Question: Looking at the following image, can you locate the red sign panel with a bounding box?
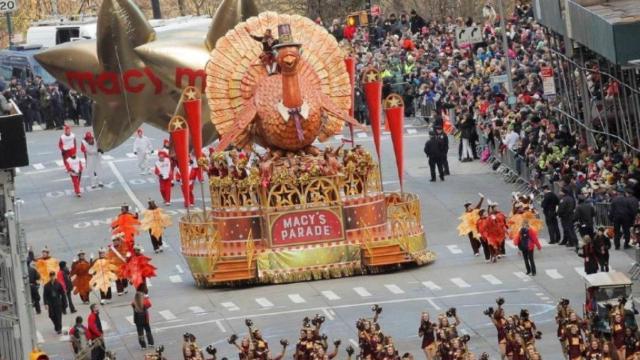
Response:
[271,208,344,246]
[540,67,553,77]
[371,5,381,17]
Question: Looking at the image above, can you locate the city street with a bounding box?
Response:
[18,124,636,359]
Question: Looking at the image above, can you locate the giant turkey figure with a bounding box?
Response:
[206,13,364,152]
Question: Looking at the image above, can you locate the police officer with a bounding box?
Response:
[424,130,445,182]
[28,261,41,314]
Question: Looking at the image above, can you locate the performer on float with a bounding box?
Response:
[80,131,103,189]
[122,245,157,294]
[111,204,140,252]
[89,247,117,305]
[133,128,154,175]
[107,235,130,296]
[154,151,173,205]
[457,194,484,256]
[245,27,279,75]
[140,200,172,253]
[35,247,59,285]
[484,201,508,263]
[69,250,92,304]
[64,149,83,197]
[58,125,76,161]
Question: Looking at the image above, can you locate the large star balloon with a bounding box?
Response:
[34,0,259,151]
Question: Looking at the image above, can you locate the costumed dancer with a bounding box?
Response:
[457,194,484,256]
[89,247,117,305]
[419,312,437,360]
[111,204,140,253]
[58,125,76,161]
[122,245,157,294]
[476,210,492,262]
[245,27,280,75]
[35,247,60,285]
[133,128,154,175]
[70,250,92,304]
[107,235,130,296]
[140,200,172,253]
[507,193,543,242]
[64,149,83,197]
[485,201,507,262]
[155,151,173,205]
[80,131,103,189]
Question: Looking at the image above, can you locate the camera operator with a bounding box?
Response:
[418,312,436,360]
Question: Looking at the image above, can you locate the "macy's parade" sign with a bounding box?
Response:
[270,208,345,246]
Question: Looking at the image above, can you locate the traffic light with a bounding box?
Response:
[347,14,358,26]
[30,348,49,360]
[346,11,369,27]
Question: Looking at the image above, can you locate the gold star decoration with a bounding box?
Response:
[34,0,258,151]
[383,94,404,109]
[183,86,200,102]
[169,116,189,132]
[363,68,380,83]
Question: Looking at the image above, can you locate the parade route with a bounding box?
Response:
[17,125,637,359]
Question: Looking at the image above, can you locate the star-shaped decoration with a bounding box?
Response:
[183,86,200,101]
[34,0,258,151]
[169,116,188,132]
[363,67,380,83]
[384,94,404,109]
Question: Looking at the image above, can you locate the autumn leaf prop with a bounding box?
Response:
[70,260,92,296]
[140,208,172,239]
[122,254,157,289]
[508,212,544,240]
[35,257,60,285]
[457,209,481,238]
[88,259,119,293]
[111,213,140,248]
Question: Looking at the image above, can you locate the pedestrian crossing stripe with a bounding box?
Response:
[450,278,471,288]
[189,306,205,314]
[255,297,274,308]
[126,315,134,325]
[384,284,405,294]
[169,275,183,283]
[481,274,503,285]
[126,153,137,158]
[545,269,564,279]
[513,271,531,282]
[422,281,442,291]
[159,310,176,320]
[221,302,240,311]
[33,163,45,170]
[446,245,463,254]
[288,294,306,304]
[356,132,368,138]
[321,290,341,300]
[102,155,115,160]
[55,160,64,167]
[353,287,372,297]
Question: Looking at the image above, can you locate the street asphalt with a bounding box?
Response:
[15,123,638,359]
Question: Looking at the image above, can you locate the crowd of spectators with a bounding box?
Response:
[0,75,93,132]
[326,1,640,209]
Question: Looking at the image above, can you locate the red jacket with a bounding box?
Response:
[87,312,103,340]
[513,228,542,251]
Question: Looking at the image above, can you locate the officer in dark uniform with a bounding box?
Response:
[28,261,41,314]
[424,130,444,182]
[43,271,65,334]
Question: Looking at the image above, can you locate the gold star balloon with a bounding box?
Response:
[34,0,259,151]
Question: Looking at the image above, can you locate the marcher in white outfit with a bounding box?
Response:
[81,131,103,188]
[133,129,153,174]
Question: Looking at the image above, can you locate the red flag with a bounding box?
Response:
[362,67,382,160]
[182,86,203,180]
[383,94,405,191]
[168,116,191,208]
[344,56,356,146]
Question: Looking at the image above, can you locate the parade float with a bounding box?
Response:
[175,12,435,286]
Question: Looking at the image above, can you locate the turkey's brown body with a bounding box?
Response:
[254,73,324,151]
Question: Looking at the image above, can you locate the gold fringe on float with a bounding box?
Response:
[258,261,363,284]
[409,249,437,265]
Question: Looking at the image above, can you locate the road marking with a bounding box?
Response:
[356,132,368,138]
[215,320,227,332]
[353,287,372,297]
[102,320,110,331]
[107,161,144,210]
[176,265,184,274]
[426,298,442,310]
[446,245,462,254]
[59,335,70,342]
[169,275,183,283]
[288,294,306,304]
[159,310,177,320]
[450,278,471,288]
[322,308,335,321]
[255,297,274,308]
[506,241,517,250]
[189,306,205,314]
[146,278,152,287]
[535,292,545,296]
[513,271,531,282]
[321,290,341,301]
[119,288,538,336]
[349,339,359,347]
[55,160,64,167]
[384,284,405,294]
[102,155,115,160]
[221,302,240,311]
[540,296,551,301]
[545,269,564,279]
[33,163,45,170]
[422,281,442,291]
[126,315,134,325]
[74,206,121,215]
[407,128,418,134]
[126,152,137,158]
[481,274,503,285]
[36,331,44,343]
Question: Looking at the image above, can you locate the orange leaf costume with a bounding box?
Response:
[122,254,157,289]
[106,244,128,278]
[35,256,60,285]
[70,259,92,297]
[457,209,481,237]
[508,211,544,240]
[111,212,140,252]
[484,212,507,249]
[88,259,119,293]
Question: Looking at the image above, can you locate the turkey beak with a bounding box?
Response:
[283,55,296,67]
